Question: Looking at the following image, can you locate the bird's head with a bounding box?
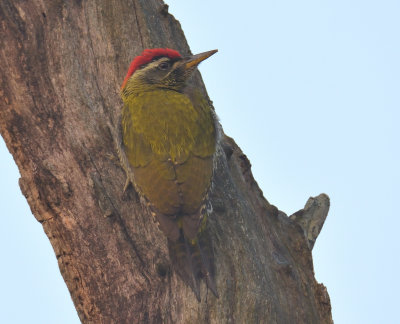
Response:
[121,48,217,97]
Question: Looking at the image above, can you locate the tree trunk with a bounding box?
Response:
[0,1,333,323]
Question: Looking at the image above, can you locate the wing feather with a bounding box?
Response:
[122,89,215,230]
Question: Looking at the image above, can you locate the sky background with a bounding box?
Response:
[1,0,399,323]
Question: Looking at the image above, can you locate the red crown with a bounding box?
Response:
[121,48,182,90]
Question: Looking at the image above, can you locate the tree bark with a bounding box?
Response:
[0,1,333,323]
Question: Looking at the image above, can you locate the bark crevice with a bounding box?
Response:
[0,1,333,323]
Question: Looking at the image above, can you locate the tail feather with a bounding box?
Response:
[168,229,218,301]
[183,235,201,301]
[197,237,219,298]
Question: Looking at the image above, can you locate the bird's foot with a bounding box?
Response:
[123,177,131,194]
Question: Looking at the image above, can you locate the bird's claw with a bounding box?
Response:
[123,177,131,194]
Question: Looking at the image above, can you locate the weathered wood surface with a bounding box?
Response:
[0,1,332,323]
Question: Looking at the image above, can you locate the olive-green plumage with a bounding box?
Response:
[120,49,218,300]
[122,89,215,238]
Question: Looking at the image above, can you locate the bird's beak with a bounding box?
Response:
[184,49,218,70]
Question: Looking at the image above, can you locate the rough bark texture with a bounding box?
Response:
[0,1,333,323]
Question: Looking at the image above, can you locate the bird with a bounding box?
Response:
[119,48,219,300]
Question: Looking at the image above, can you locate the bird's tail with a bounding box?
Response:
[168,229,218,301]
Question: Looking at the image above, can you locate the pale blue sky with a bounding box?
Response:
[1,1,399,323]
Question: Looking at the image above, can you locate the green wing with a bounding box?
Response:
[122,89,216,225]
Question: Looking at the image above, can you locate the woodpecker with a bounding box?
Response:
[120,48,218,300]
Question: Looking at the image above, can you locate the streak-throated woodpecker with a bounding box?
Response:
[120,48,218,300]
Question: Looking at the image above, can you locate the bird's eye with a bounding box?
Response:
[158,62,170,70]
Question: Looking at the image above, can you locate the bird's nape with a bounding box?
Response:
[119,48,219,300]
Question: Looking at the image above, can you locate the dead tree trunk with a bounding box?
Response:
[0,1,332,323]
